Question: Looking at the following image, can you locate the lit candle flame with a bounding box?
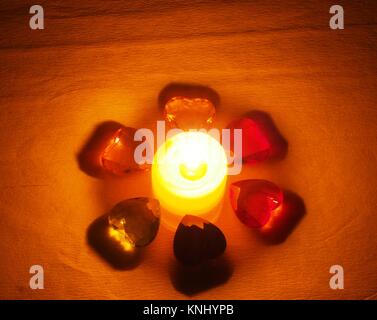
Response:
[152,131,228,228]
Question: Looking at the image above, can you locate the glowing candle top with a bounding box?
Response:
[152,131,228,224]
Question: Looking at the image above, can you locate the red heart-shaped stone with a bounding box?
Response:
[230,179,283,228]
[227,112,287,164]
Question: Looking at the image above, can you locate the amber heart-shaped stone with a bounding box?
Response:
[164,97,216,130]
[173,215,226,266]
[101,127,151,175]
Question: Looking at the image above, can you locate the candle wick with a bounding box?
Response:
[179,162,207,181]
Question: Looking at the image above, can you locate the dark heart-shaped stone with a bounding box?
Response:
[173,215,226,266]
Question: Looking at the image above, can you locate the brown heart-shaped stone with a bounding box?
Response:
[173,215,226,266]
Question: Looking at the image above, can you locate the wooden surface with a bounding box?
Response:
[1,0,377,299]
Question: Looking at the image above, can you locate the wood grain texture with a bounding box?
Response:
[0,0,376,299]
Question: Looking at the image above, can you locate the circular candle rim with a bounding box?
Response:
[152,131,228,199]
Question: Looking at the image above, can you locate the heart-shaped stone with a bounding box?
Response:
[108,197,160,247]
[164,97,216,130]
[173,215,226,266]
[101,127,151,175]
[226,111,287,164]
[229,179,283,228]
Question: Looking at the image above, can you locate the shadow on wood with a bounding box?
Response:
[169,255,233,296]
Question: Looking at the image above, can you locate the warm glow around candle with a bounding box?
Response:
[152,131,228,227]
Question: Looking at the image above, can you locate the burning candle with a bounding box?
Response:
[152,131,228,229]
